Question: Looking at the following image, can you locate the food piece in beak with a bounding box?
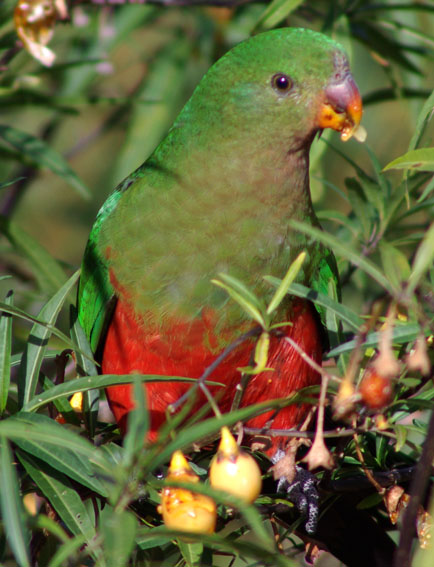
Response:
[318,73,366,142]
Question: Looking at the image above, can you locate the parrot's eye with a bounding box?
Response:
[271,73,293,94]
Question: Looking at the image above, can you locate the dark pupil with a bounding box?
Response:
[276,75,289,89]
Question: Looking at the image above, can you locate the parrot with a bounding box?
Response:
[78,27,363,455]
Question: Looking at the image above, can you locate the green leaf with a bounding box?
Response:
[0,413,109,495]
[17,450,97,541]
[254,0,304,30]
[212,276,265,327]
[407,222,434,294]
[0,215,67,293]
[408,89,434,152]
[0,124,90,199]
[18,270,80,408]
[417,175,434,203]
[214,273,264,312]
[178,540,203,567]
[32,513,69,544]
[47,535,87,567]
[379,241,411,288]
[137,529,291,566]
[122,377,150,468]
[0,291,13,414]
[383,148,434,172]
[290,220,392,292]
[101,509,137,567]
[0,177,25,189]
[266,251,306,315]
[23,373,199,413]
[264,279,363,331]
[328,323,420,357]
[394,425,408,453]
[0,438,30,567]
[0,300,88,355]
[69,306,99,436]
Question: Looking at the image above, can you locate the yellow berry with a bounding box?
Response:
[70,392,83,412]
[158,451,216,535]
[209,427,262,504]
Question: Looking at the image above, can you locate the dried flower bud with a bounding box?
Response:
[158,451,216,535]
[417,509,432,550]
[406,335,431,377]
[333,378,356,419]
[14,0,57,66]
[384,485,406,525]
[209,427,262,504]
[303,435,334,470]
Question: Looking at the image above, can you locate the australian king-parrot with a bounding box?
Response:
[78,27,363,456]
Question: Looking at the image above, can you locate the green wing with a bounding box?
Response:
[77,190,121,353]
[310,246,341,350]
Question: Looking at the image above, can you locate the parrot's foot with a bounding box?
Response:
[272,450,319,535]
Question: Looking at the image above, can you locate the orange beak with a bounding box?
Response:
[317,74,365,142]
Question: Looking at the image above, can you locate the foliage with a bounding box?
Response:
[0,1,433,566]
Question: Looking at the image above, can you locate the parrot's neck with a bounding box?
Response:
[151,124,317,230]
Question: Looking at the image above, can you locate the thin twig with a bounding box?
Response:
[168,327,260,412]
[352,424,385,495]
[283,336,339,383]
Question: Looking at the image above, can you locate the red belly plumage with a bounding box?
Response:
[102,297,322,454]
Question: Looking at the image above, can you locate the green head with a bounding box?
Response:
[170,27,363,157]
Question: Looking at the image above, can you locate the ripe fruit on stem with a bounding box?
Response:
[209,427,262,504]
[158,450,217,535]
[359,367,394,410]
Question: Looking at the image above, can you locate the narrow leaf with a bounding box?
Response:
[254,0,304,30]
[290,221,392,292]
[23,373,198,413]
[215,273,263,311]
[178,540,203,567]
[101,509,137,567]
[0,438,30,567]
[123,377,150,468]
[266,251,306,315]
[264,279,363,331]
[0,413,110,488]
[70,306,99,436]
[407,222,434,294]
[0,124,90,198]
[17,450,97,541]
[47,535,87,567]
[0,216,67,293]
[0,301,84,352]
[18,270,80,408]
[212,279,265,327]
[383,148,434,172]
[408,89,434,152]
[328,324,420,357]
[0,291,13,413]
